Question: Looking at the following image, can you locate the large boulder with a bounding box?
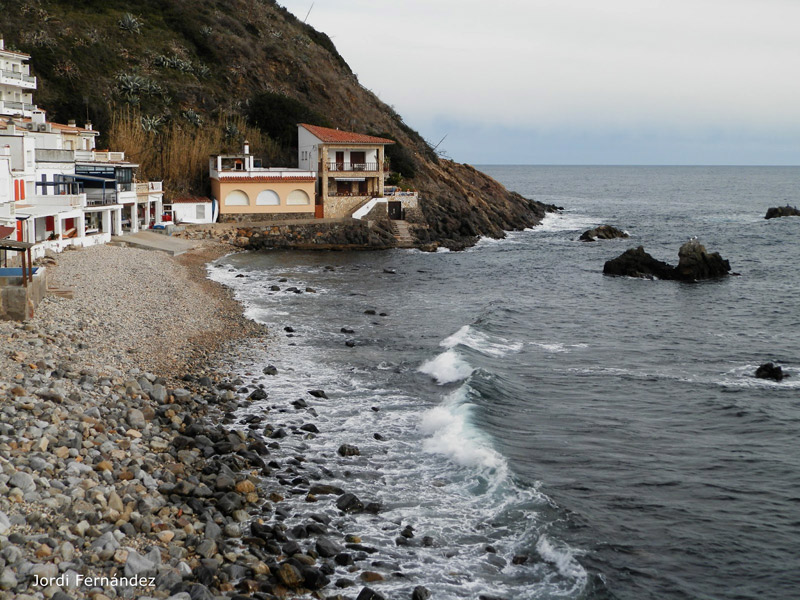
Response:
[602,246,674,279]
[580,224,629,242]
[672,239,731,281]
[765,205,800,219]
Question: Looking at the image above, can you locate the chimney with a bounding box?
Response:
[68,119,76,127]
[243,140,250,155]
[85,121,92,131]
[0,39,4,51]
[32,110,46,125]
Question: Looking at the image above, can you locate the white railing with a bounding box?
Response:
[0,70,36,88]
[30,194,86,208]
[215,169,316,179]
[135,181,162,194]
[74,150,126,163]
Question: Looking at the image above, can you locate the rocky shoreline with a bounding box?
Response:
[0,243,431,600]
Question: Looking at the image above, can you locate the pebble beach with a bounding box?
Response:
[0,243,412,600]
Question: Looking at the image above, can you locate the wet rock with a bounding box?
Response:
[336,493,364,513]
[309,484,344,495]
[308,389,329,399]
[277,563,304,587]
[341,327,355,334]
[357,587,387,600]
[512,554,529,564]
[262,365,278,376]
[249,388,268,400]
[412,586,432,600]
[338,444,360,457]
[765,205,800,219]
[579,224,628,241]
[673,239,731,281]
[316,537,343,558]
[300,423,319,433]
[755,362,788,381]
[602,246,674,279]
[364,309,377,315]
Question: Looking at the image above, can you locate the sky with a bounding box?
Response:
[278,0,800,165]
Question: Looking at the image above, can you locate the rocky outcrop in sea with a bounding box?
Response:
[603,239,731,281]
[764,206,800,219]
[579,225,629,242]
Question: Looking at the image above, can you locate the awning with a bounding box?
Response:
[334,177,366,182]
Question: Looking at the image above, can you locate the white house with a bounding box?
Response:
[0,38,37,119]
[168,195,216,224]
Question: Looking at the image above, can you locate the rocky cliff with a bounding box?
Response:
[0,0,554,249]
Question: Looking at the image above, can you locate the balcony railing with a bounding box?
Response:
[0,69,36,87]
[135,181,163,194]
[326,162,380,172]
[0,100,37,113]
[74,150,126,163]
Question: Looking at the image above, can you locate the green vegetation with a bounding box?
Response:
[246,91,331,151]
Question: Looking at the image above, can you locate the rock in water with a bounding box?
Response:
[673,239,731,281]
[755,362,787,381]
[579,224,629,242]
[765,205,800,219]
[602,246,674,279]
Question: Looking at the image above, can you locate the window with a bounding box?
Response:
[256,190,280,206]
[196,204,206,220]
[287,189,311,205]
[224,190,249,206]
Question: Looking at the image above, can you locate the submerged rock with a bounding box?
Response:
[602,246,674,279]
[579,224,629,242]
[765,205,800,219]
[755,362,788,381]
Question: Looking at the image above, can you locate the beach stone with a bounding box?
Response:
[336,493,364,513]
[356,588,386,600]
[316,537,343,558]
[262,365,278,375]
[277,563,303,587]
[0,568,17,590]
[308,389,329,399]
[0,512,10,535]
[127,408,146,429]
[9,471,35,494]
[360,571,384,582]
[338,444,360,457]
[412,585,432,600]
[196,539,217,559]
[125,549,156,576]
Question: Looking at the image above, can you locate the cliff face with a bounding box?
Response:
[1,0,554,248]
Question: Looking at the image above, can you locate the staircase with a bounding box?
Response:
[390,220,415,248]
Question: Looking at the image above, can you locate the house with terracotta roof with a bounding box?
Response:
[297,123,396,218]
[210,141,317,222]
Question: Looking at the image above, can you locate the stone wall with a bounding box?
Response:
[324,196,371,219]
[218,212,315,223]
[180,219,398,250]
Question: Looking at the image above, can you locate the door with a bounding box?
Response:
[335,152,345,171]
[388,201,402,220]
[351,151,366,170]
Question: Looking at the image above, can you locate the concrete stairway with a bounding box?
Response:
[390,220,415,248]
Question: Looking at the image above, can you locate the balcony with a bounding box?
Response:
[0,100,37,116]
[135,181,163,194]
[74,150,126,163]
[326,162,380,172]
[0,69,36,89]
[35,148,75,163]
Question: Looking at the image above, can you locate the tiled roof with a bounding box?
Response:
[171,195,211,204]
[218,176,315,182]
[299,124,395,145]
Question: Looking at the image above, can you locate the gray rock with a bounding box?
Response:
[9,472,35,494]
[316,537,343,558]
[196,539,217,559]
[127,408,146,429]
[0,567,17,590]
[125,549,157,577]
[150,384,168,403]
[0,512,10,535]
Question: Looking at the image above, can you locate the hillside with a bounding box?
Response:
[1,0,554,248]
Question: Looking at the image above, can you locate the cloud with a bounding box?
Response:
[279,0,800,162]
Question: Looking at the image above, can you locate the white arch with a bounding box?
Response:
[287,189,311,205]
[224,189,249,206]
[256,189,280,206]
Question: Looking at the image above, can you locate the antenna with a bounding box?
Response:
[304,2,314,23]
[432,134,448,151]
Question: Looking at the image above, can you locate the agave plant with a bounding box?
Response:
[140,115,164,133]
[182,109,203,127]
[118,13,143,34]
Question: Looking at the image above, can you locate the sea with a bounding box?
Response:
[209,166,800,600]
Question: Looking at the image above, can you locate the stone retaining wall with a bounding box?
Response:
[218,211,315,223]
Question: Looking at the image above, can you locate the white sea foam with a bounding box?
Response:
[536,535,588,582]
[441,325,523,357]
[420,388,506,471]
[530,341,589,353]
[418,350,474,384]
[534,211,597,233]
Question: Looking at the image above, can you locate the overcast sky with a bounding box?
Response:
[278,0,800,165]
